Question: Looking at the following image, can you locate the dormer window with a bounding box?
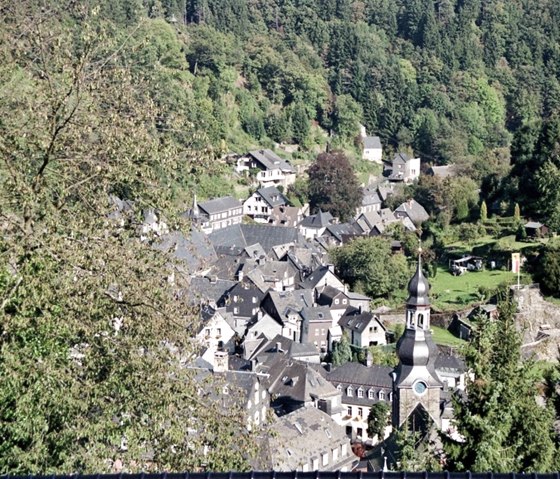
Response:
[368,389,374,399]
[379,390,385,400]
[347,386,353,397]
[357,387,364,398]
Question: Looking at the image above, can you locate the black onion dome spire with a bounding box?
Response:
[406,252,430,307]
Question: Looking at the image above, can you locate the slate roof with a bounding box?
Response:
[394,199,429,225]
[153,229,217,274]
[377,184,395,201]
[248,149,296,173]
[379,208,397,223]
[327,362,393,389]
[299,265,337,290]
[316,285,347,306]
[270,205,302,227]
[345,291,372,301]
[245,243,267,260]
[198,195,242,215]
[327,362,393,407]
[363,136,382,149]
[301,305,333,324]
[357,210,383,230]
[246,261,298,293]
[263,289,314,323]
[323,223,362,243]
[435,353,466,372]
[338,307,386,334]
[189,277,237,305]
[361,185,383,207]
[219,282,265,319]
[299,210,334,228]
[267,359,339,404]
[393,152,411,164]
[429,164,456,178]
[256,186,289,208]
[209,224,301,254]
[251,334,319,365]
[267,407,354,471]
[190,367,262,407]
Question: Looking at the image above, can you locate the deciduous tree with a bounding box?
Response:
[307,151,362,220]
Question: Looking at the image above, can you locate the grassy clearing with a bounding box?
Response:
[446,234,545,256]
[431,326,466,348]
[429,266,529,311]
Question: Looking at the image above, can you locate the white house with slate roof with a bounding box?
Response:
[389,152,420,183]
[326,362,394,444]
[188,195,243,234]
[237,149,297,189]
[362,136,383,163]
[298,210,334,239]
[338,306,387,348]
[243,186,289,223]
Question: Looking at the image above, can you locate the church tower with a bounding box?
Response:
[392,254,442,429]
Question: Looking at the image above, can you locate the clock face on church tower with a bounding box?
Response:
[413,380,427,395]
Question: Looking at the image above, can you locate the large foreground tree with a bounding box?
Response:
[0,0,255,473]
[443,296,559,472]
[307,150,362,221]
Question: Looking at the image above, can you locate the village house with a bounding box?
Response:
[187,195,243,234]
[243,260,299,292]
[316,285,351,322]
[356,184,382,216]
[191,353,271,432]
[388,152,420,183]
[243,186,289,223]
[299,264,345,293]
[321,222,362,246]
[236,149,297,189]
[326,362,393,444]
[362,136,383,163]
[359,126,383,164]
[219,282,265,332]
[196,304,236,354]
[300,305,334,353]
[428,164,457,178]
[394,198,430,226]
[266,406,356,471]
[260,289,314,343]
[269,204,308,227]
[338,307,387,348]
[298,210,335,239]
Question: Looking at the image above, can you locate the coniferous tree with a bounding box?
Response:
[444,296,558,471]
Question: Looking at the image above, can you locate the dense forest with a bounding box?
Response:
[145,0,560,229]
[2,0,560,473]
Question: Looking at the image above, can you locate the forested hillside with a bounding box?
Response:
[2,0,560,473]
[82,0,560,227]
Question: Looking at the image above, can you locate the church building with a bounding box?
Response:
[392,255,443,430]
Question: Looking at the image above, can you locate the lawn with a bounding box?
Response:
[431,326,466,348]
[429,266,529,312]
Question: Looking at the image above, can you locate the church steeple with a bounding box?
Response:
[392,252,442,429]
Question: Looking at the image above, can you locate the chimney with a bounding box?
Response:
[213,350,229,373]
[276,341,283,353]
